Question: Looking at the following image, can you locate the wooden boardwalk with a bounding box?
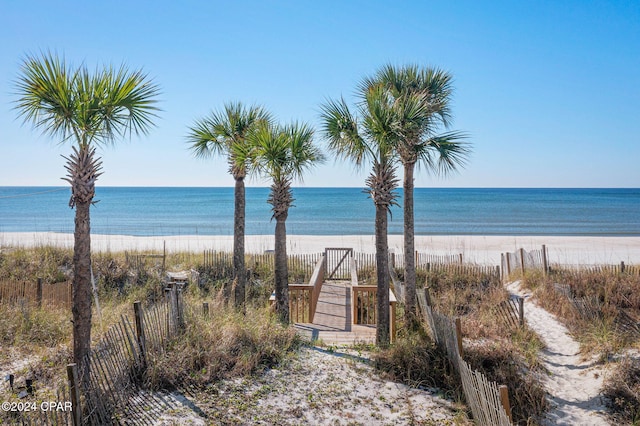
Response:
[294,281,376,345]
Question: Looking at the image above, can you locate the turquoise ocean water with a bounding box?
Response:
[0,187,638,236]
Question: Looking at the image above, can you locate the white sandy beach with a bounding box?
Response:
[1,232,640,266]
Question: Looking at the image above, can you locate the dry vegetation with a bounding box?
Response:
[0,246,301,424]
[376,267,548,425]
[521,267,640,424]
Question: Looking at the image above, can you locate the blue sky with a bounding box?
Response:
[1,0,638,188]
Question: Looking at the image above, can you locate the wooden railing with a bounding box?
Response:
[271,254,326,324]
[352,285,397,342]
[309,254,326,321]
[288,285,313,323]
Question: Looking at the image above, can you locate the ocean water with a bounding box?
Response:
[0,187,639,236]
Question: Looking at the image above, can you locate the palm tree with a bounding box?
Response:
[320,86,400,346]
[363,64,470,323]
[249,121,325,324]
[14,52,160,366]
[187,103,271,307]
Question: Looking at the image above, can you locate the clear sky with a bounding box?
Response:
[1,0,638,188]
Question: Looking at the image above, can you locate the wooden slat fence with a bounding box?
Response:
[416,252,464,268]
[0,279,72,309]
[458,356,512,426]
[501,246,548,280]
[416,288,513,425]
[425,263,501,279]
[551,262,640,276]
[493,296,524,330]
[64,286,185,425]
[125,250,166,273]
[203,250,321,283]
[357,252,465,272]
[551,281,640,338]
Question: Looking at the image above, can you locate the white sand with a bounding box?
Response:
[2,232,640,266]
[156,346,463,425]
[507,281,609,425]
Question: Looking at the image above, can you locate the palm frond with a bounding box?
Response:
[319,97,369,166]
[14,52,161,149]
[416,131,471,176]
[186,102,270,178]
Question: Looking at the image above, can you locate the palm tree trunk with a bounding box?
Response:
[72,199,92,375]
[274,215,289,323]
[233,177,246,308]
[375,203,391,347]
[403,162,417,323]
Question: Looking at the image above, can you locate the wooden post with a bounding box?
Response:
[454,317,463,358]
[505,253,511,277]
[176,288,184,329]
[67,363,82,426]
[621,261,626,273]
[459,253,463,264]
[518,296,524,327]
[500,254,505,282]
[542,245,549,275]
[499,385,512,422]
[36,277,43,309]
[203,302,209,318]
[424,287,433,307]
[390,300,396,343]
[163,240,166,272]
[133,301,147,366]
[519,248,525,273]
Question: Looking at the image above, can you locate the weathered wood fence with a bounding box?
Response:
[552,282,640,338]
[125,249,167,273]
[501,246,548,280]
[67,286,184,425]
[356,251,464,271]
[0,278,72,309]
[203,250,322,283]
[552,261,640,276]
[3,287,184,425]
[417,289,513,426]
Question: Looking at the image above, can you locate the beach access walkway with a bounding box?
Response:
[277,248,397,346]
[293,280,377,345]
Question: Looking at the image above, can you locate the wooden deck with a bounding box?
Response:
[294,281,376,345]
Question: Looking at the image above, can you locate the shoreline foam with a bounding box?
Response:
[2,232,640,266]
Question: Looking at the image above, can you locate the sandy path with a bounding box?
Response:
[507,281,609,425]
[157,346,465,425]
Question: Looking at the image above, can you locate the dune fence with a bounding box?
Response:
[501,246,549,280]
[5,286,186,425]
[0,278,72,309]
[203,250,322,283]
[417,289,513,426]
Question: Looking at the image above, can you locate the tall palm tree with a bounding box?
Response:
[187,102,271,307]
[320,86,400,346]
[363,64,470,323]
[14,52,160,366]
[249,121,324,324]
